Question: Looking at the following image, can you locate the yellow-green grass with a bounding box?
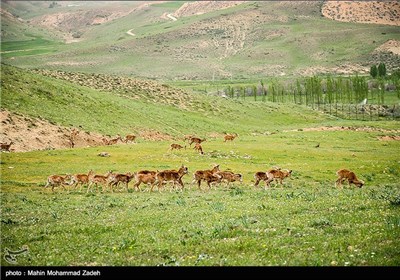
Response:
[1,130,399,266]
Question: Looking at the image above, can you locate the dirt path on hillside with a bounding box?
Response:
[126,29,135,36]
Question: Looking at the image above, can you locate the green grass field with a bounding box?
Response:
[1,129,400,266]
[1,63,400,265]
[1,1,400,267]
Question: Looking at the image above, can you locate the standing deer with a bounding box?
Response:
[0,141,14,152]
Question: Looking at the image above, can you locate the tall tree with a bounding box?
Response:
[378,62,386,77]
[370,65,378,78]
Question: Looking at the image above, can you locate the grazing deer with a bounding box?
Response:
[0,141,14,152]
[189,137,206,146]
[192,164,221,191]
[169,143,185,151]
[193,143,204,155]
[335,169,364,188]
[224,133,238,142]
[124,134,136,143]
[153,165,189,192]
[133,170,158,191]
[214,171,243,187]
[44,174,72,192]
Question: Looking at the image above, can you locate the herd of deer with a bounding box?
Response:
[3,131,364,192]
[43,164,364,193]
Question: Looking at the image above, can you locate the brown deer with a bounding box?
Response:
[87,170,114,193]
[133,170,158,191]
[169,143,185,151]
[108,172,135,192]
[264,168,292,189]
[214,171,243,187]
[224,133,238,142]
[189,137,206,146]
[44,174,72,192]
[192,164,221,191]
[124,134,136,143]
[107,135,123,145]
[0,141,14,152]
[335,169,364,188]
[69,171,91,192]
[69,128,79,148]
[183,134,194,142]
[193,143,204,155]
[153,165,189,192]
[254,167,282,187]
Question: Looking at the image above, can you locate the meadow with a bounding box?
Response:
[1,1,400,267]
[1,127,400,266]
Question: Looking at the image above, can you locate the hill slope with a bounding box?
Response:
[1,64,331,152]
[1,1,399,80]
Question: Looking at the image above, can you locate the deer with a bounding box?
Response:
[192,164,221,191]
[107,134,123,145]
[169,143,185,151]
[224,133,238,142]
[153,165,189,192]
[132,170,158,192]
[108,172,135,192]
[124,134,136,143]
[183,134,194,142]
[254,167,282,187]
[69,171,91,192]
[87,170,114,193]
[193,143,204,155]
[44,174,72,192]
[189,137,206,146]
[335,169,364,188]
[69,128,79,148]
[263,168,292,189]
[214,171,243,187]
[0,141,14,152]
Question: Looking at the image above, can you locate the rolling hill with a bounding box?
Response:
[1,63,333,152]
[1,1,399,80]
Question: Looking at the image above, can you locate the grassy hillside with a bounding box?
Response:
[1,64,399,267]
[1,64,336,137]
[1,1,399,80]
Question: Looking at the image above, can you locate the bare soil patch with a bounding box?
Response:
[322,1,400,26]
[378,135,400,141]
[1,109,104,152]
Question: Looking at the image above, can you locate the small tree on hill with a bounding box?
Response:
[378,62,386,77]
[370,65,378,78]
